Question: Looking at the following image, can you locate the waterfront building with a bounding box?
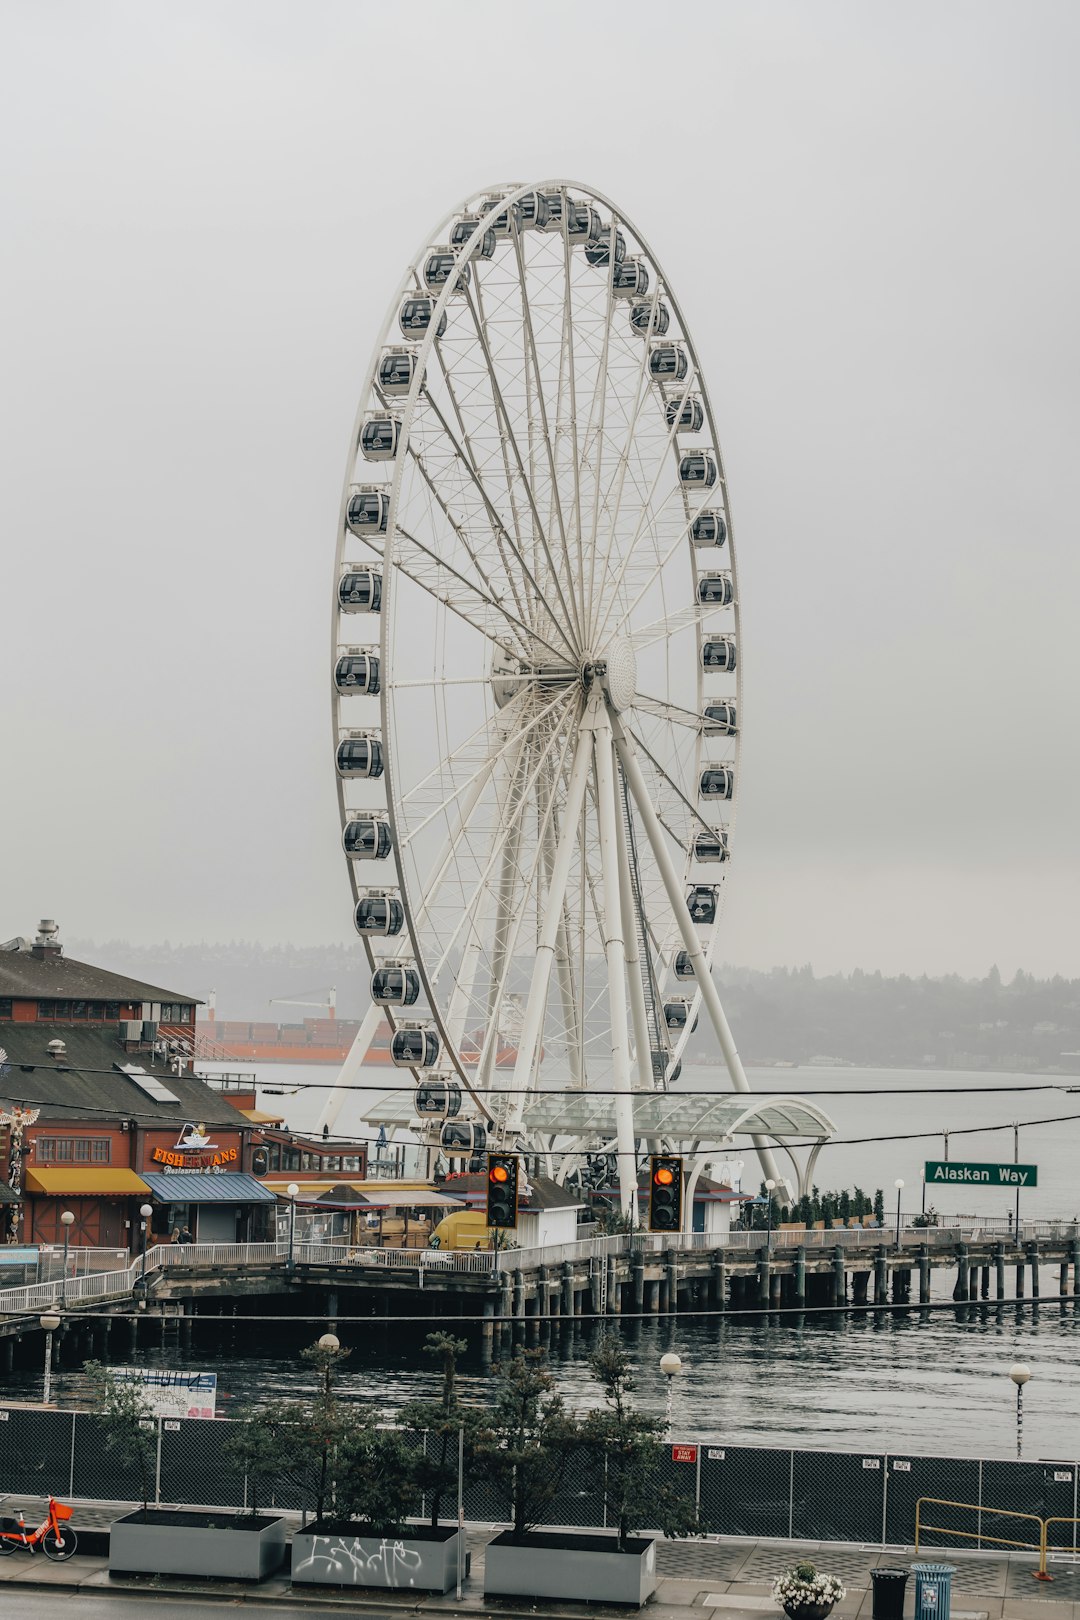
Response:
[0,921,274,1246]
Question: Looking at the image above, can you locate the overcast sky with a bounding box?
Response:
[2,1,1077,978]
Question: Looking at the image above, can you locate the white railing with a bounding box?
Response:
[294,1241,495,1274]
[497,1233,628,1272]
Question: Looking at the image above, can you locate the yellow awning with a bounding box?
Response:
[25,1168,152,1197]
[239,1109,285,1125]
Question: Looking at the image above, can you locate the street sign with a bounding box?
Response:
[112,1368,217,1419]
[924,1160,1037,1188]
[672,1444,698,1464]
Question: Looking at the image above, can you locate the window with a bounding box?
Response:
[35,1137,111,1165]
[0,999,11,1019]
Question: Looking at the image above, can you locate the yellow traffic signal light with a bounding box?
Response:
[486,1153,519,1229]
[649,1154,683,1232]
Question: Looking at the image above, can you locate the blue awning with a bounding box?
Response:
[141,1172,277,1204]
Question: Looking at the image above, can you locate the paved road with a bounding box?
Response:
[0,1593,392,1619]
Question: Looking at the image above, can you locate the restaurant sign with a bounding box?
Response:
[151,1122,239,1172]
[924,1160,1037,1188]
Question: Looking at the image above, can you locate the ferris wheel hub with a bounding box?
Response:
[595,637,637,713]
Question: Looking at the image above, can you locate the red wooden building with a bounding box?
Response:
[0,922,274,1247]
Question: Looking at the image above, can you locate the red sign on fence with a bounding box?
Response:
[671,1444,698,1464]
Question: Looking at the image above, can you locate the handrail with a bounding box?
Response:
[915,1496,1053,1574]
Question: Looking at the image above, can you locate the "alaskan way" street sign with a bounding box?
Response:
[924,1160,1038,1187]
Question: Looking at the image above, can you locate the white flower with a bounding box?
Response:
[772,1566,846,1608]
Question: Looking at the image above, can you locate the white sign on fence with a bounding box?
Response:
[112,1368,217,1419]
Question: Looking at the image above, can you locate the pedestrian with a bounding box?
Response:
[180,1224,193,1244]
[170,1227,181,1245]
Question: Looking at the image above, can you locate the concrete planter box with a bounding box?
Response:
[292,1521,464,1592]
[109,1509,287,1580]
[483,1528,657,1606]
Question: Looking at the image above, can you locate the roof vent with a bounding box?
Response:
[46,1038,67,1058]
[32,919,63,961]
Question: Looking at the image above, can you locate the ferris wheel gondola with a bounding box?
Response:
[324,180,781,1210]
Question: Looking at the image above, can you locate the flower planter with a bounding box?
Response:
[291,1521,464,1593]
[483,1528,657,1607]
[783,1604,836,1620]
[109,1508,287,1580]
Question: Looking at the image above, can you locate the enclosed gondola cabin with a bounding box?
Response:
[440,1119,487,1154]
[690,511,727,548]
[698,573,733,607]
[629,301,669,337]
[664,997,692,1031]
[687,884,720,925]
[346,487,390,536]
[565,199,602,240]
[336,734,384,779]
[353,892,404,936]
[699,765,734,800]
[479,196,515,239]
[338,568,383,614]
[611,258,649,297]
[585,226,626,267]
[450,216,496,259]
[390,1026,441,1068]
[539,190,563,228]
[415,1077,462,1119]
[334,651,380,695]
[649,344,689,381]
[398,297,447,338]
[702,700,737,736]
[378,350,422,397]
[515,190,549,229]
[694,828,730,864]
[423,250,470,292]
[342,816,392,861]
[370,963,421,1006]
[666,396,705,432]
[674,950,695,980]
[702,635,737,673]
[360,417,401,462]
[680,450,718,487]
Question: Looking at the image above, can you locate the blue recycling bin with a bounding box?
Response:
[912,1563,956,1620]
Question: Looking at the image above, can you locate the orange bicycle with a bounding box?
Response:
[0,1494,78,1559]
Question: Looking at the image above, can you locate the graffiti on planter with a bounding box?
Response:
[294,1534,425,1587]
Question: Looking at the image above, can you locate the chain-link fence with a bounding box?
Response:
[2,1403,1076,1549]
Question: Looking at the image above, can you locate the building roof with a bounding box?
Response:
[140,1171,277,1204]
[0,1025,248,1128]
[441,1171,584,1213]
[0,941,199,1005]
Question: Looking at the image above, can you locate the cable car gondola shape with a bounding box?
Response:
[415,1077,463,1118]
[330,180,767,1206]
[390,1025,441,1068]
[338,568,382,614]
[353,891,404,935]
[440,1120,487,1154]
[687,884,720,925]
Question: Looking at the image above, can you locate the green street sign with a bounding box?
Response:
[924,1160,1038,1188]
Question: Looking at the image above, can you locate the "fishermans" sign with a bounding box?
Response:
[924,1160,1038,1187]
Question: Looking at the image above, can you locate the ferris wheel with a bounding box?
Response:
[324,180,781,1213]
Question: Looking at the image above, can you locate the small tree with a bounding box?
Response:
[336,1419,423,1535]
[873,1188,885,1225]
[222,1404,299,1519]
[85,1361,156,1517]
[399,1331,485,1528]
[584,1336,699,1551]
[232,1336,353,1523]
[476,1350,581,1538]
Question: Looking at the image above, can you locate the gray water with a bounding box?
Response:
[11,1063,1079,1459]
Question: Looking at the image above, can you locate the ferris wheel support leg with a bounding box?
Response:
[592,715,640,1222]
[611,720,783,1189]
[613,761,660,1097]
[315,1001,384,1137]
[504,718,595,1134]
[542,812,585,1093]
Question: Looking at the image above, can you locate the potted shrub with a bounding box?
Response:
[292,1332,471,1593]
[91,1362,287,1582]
[482,1346,672,1607]
[773,1561,846,1620]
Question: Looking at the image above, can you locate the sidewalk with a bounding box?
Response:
[1,1532,1080,1620]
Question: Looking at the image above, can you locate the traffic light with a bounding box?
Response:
[485,1152,520,1229]
[649,1154,683,1233]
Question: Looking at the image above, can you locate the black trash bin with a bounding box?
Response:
[871,1567,910,1620]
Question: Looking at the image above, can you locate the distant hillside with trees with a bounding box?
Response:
[72,939,1080,1075]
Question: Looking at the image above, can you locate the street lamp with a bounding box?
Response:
[764,1179,776,1253]
[660,1351,682,1434]
[138,1203,154,1289]
[1010,1363,1031,1458]
[40,1313,60,1406]
[894,1180,905,1249]
[318,1331,340,1400]
[59,1210,75,1306]
[287,1182,300,1269]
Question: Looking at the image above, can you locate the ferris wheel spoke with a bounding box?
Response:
[582,236,620,635]
[633,692,707,728]
[630,600,722,654]
[508,228,583,648]
[610,486,720,638]
[463,275,582,653]
[622,722,702,855]
[413,393,575,658]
